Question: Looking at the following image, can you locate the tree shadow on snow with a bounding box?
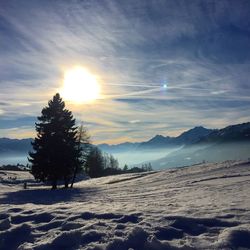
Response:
[0,186,99,205]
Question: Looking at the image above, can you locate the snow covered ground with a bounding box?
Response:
[0,160,250,250]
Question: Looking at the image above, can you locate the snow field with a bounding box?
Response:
[0,160,250,249]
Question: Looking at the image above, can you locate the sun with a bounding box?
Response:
[61,66,100,103]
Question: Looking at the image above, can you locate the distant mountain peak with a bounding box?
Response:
[198,122,250,143]
[185,126,208,132]
[193,126,206,129]
[150,134,166,141]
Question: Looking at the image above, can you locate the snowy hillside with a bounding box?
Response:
[0,161,250,249]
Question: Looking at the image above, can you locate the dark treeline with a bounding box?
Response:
[125,163,153,173]
[84,147,119,178]
[84,146,153,178]
[0,163,30,171]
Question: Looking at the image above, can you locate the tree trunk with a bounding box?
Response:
[64,178,69,188]
[52,179,57,189]
[71,126,82,188]
[70,166,77,188]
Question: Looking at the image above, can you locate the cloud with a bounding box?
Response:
[129,120,141,124]
[0,115,37,129]
[0,0,250,143]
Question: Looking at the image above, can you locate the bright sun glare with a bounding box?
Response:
[61,66,100,103]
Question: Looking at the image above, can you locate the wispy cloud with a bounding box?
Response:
[0,0,250,143]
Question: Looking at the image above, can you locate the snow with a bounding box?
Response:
[0,160,250,249]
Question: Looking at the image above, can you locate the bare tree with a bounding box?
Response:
[70,123,90,188]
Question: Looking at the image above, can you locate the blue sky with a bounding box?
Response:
[0,0,250,143]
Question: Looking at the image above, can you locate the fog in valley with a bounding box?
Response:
[99,142,250,170]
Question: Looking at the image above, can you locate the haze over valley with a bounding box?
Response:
[1,122,250,169]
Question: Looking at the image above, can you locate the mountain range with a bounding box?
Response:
[1,122,250,155]
[0,138,32,155]
[98,122,250,153]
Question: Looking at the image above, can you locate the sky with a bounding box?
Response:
[0,0,250,144]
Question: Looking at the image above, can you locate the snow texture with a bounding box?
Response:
[0,160,250,249]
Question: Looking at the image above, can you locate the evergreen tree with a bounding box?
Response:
[28,93,81,189]
[147,162,153,171]
[123,164,128,172]
[109,154,119,169]
[84,147,104,178]
[102,152,109,169]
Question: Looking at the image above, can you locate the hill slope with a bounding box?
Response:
[0,160,250,249]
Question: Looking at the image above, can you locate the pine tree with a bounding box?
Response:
[28,93,81,189]
[109,154,119,169]
[123,164,128,172]
[84,147,104,178]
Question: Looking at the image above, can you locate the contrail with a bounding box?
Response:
[101,87,161,99]
[100,76,239,100]
[104,76,235,90]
